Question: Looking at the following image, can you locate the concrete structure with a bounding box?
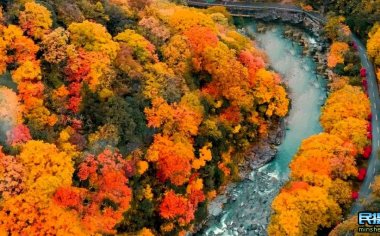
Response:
[187,1,326,33]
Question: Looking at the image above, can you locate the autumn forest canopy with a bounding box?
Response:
[0,0,290,235]
[0,0,379,235]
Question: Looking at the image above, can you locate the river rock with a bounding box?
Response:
[208,195,228,216]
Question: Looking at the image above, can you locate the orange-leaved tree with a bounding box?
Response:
[73,149,132,234]
[290,133,358,185]
[145,97,203,137]
[327,41,349,68]
[159,190,195,225]
[146,134,194,186]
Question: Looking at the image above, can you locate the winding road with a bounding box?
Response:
[188,0,380,216]
[350,35,380,215]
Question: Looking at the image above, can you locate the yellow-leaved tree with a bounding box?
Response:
[68,20,119,59]
[268,182,341,236]
[0,140,87,235]
[367,23,380,66]
[320,85,370,132]
[330,117,370,154]
[19,1,52,40]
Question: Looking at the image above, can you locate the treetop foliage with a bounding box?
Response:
[0,0,290,235]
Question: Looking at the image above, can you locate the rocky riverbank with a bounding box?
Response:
[239,119,284,178]
[191,119,285,235]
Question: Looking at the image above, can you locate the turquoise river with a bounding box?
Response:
[197,22,328,236]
